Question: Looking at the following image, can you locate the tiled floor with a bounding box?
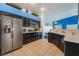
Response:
[4,39,64,56]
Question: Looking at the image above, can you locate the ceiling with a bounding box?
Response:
[15,3,78,23]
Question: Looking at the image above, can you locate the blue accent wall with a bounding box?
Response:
[53,15,78,29]
[0,3,40,21]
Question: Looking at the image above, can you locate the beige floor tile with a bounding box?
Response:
[48,47,58,53]
[35,50,45,55]
[22,48,31,52]
[4,52,13,56]
[32,45,42,49]
[35,48,48,56]
[23,46,38,53]
[24,50,36,56]
[54,49,64,56]
[48,43,57,48]
[4,39,64,56]
[12,52,25,56]
[12,49,23,54]
[47,51,57,56]
[23,44,32,48]
[42,52,54,56]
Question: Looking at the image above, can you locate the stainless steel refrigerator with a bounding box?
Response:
[0,15,22,54]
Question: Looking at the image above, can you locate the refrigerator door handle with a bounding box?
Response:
[11,27,13,39]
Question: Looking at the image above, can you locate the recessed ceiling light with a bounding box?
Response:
[40,7,45,12]
[30,3,36,6]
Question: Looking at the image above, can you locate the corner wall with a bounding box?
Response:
[53,15,78,29]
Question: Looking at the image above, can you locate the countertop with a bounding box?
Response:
[22,31,42,33]
[64,34,79,44]
[48,31,65,36]
[48,30,79,44]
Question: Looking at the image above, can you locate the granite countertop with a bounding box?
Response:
[49,31,79,44]
[22,31,42,33]
[48,31,65,36]
[64,34,79,43]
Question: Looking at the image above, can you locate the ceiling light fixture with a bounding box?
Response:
[40,7,45,12]
[30,3,36,6]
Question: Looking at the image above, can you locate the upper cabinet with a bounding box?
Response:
[36,20,41,28]
[23,18,30,27]
[30,19,41,28]
[23,18,41,28]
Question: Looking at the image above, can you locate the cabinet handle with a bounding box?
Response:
[61,39,64,43]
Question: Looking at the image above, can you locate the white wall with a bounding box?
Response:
[44,26,52,33]
[55,25,62,30]
[67,24,78,30]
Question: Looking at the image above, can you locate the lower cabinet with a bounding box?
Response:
[37,32,42,39]
[65,41,79,56]
[23,33,31,44]
[23,32,42,45]
[48,33,65,52]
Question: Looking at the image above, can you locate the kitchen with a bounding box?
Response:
[0,3,79,56]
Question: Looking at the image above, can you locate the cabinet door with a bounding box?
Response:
[23,18,26,27]
[60,39,64,52]
[48,33,54,43]
[23,18,30,27]
[23,33,32,44]
[65,41,79,56]
[30,19,35,28]
[12,18,22,50]
[1,15,12,54]
[35,20,40,28]
[26,18,30,27]
[48,33,51,42]
[37,32,42,39]
[23,34,28,44]
[38,21,41,28]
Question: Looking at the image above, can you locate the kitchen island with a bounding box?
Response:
[48,32,65,52]
[48,30,79,56]
[64,32,79,56]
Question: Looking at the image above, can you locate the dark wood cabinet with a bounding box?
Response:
[23,18,41,28]
[30,19,35,28]
[35,20,41,28]
[65,41,79,56]
[22,18,41,45]
[23,32,42,45]
[23,18,26,27]
[26,18,30,27]
[37,32,42,39]
[23,33,36,44]
[23,33,32,44]
[48,33,65,52]
[30,19,41,28]
[23,18,30,27]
